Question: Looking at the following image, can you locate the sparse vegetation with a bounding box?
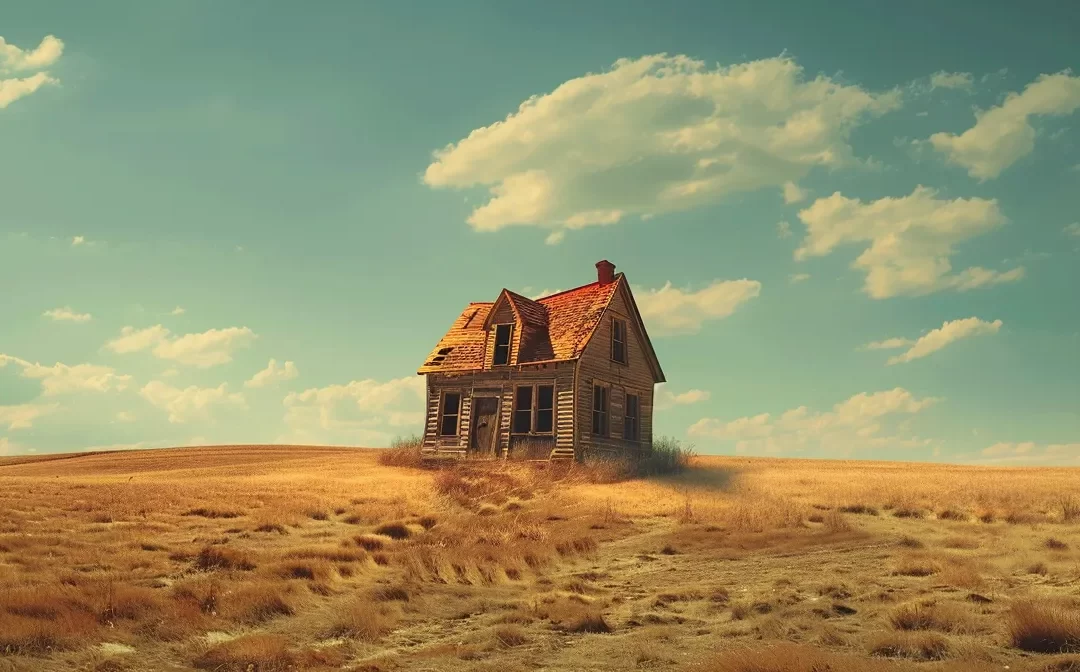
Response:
[2,445,1079,671]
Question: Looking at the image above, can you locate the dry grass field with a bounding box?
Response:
[2,444,1080,672]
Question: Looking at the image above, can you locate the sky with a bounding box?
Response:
[1,1,1079,465]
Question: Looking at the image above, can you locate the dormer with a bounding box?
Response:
[482,289,550,368]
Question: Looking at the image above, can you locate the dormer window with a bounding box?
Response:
[493,323,513,366]
[611,318,627,364]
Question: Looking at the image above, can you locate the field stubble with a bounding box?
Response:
[0,445,1079,671]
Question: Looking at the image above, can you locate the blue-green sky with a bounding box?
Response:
[2,1,1078,464]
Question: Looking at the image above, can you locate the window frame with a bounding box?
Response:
[611,317,627,364]
[438,390,462,437]
[492,323,514,366]
[592,382,610,438]
[624,393,640,442]
[510,382,556,435]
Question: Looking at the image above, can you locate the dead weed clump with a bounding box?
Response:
[889,601,984,634]
[378,435,424,468]
[193,634,294,671]
[687,642,910,671]
[192,546,255,572]
[1008,599,1080,653]
[868,631,951,660]
[322,599,398,641]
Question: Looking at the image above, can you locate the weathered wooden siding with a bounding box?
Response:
[421,362,576,459]
[575,283,658,457]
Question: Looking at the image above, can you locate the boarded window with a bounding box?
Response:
[512,386,533,433]
[536,385,554,433]
[440,392,461,436]
[592,384,609,437]
[493,324,513,366]
[611,318,627,364]
[624,394,640,441]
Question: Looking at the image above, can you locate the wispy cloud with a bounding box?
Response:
[865,317,1003,365]
[634,279,761,335]
[43,306,91,323]
[245,359,299,389]
[105,325,256,368]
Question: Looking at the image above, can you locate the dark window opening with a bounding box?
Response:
[512,386,533,434]
[624,394,640,441]
[611,318,627,364]
[592,384,609,437]
[536,385,554,433]
[493,324,513,366]
[439,392,461,436]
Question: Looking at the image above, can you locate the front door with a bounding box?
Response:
[469,396,500,457]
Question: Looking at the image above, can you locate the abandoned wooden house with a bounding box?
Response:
[417,260,665,461]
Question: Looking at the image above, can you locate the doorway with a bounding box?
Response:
[469,396,500,457]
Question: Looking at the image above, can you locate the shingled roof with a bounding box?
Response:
[417,275,623,374]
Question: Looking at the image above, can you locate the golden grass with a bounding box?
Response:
[2,445,1080,671]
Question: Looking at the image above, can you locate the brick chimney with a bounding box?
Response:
[595,259,616,285]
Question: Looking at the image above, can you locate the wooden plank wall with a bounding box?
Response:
[422,363,576,459]
[575,284,658,457]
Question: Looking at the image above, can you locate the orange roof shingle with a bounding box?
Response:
[417,277,621,374]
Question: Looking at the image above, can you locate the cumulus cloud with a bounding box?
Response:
[1,354,132,395]
[688,387,938,456]
[0,403,60,430]
[245,359,299,389]
[929,71,974,92]
[929,71,1080,180]
[782,182,809,204]
[43,306,91,322]
[105,325,256,368]
[170,306,186,316]
[655,384,711,410]
[789,273,810,284]
[424,54,900,241]
[795,186,1023,298]
[871,317,1003,365]
[139,381,245,424]
[633,279,761,336]
[283,376,425,446]
[0,34,63,109]
[71,235,86,246]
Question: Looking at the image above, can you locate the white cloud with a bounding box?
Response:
[0,34,63,73]
[1,354,132,395]
[655,384,711,410]
[106,325,171,354]
[789,273,810,284]
[929,71,974,92]
[71,235,86,246]
[861,337,914,351]
[424,54,900,241]
[0,403,60,430]
[139,381,246,424]
[879,317,1002,365]
[170,306,186,316]
[521,287,566,300]
[776,221,793,239]
[972,442,1080,465]
[105,325,256,368]
[245,359,299,389]
[634,279,761,336]
[0,71,58,109]
[688,387,937,456]
[929,71,1080,180]
[283,376,425,446]
[1064,222,1080,237]
[43,306,91,322]
[795,186,1023,298]
[0,34,63,109]
[782,182,808,204]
